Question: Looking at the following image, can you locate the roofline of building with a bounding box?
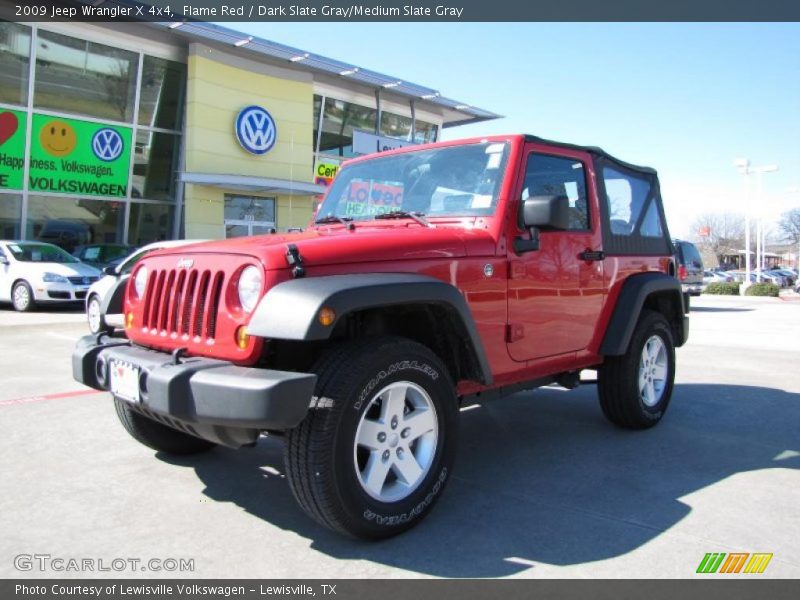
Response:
[67,1,501,127]
[146,18,502,127]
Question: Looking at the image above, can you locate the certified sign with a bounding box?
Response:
[235,105,277,155]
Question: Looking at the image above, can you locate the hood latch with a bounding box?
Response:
[285,244,306,278]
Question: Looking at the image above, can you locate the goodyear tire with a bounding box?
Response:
[113,398,216,455]
[598,309,676,429]
[285,337,457,540]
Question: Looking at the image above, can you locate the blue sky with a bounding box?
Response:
[230,22,800,238]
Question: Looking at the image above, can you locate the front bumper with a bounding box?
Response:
[73,335,317,447]
[34,282,92,302]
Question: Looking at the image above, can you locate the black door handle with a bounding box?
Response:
[579,250,605,261]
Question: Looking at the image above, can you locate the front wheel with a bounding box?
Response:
[284,337,457,540]
[86,294,109,334]
[598,310,676,429]
[12,281,35,312]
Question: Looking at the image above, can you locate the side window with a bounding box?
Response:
[521,153,589,230]
[602,166,666,238]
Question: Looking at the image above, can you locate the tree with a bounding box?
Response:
[778,208,800,244]
[690,212,747,266]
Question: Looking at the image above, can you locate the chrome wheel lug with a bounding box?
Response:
[391,416,398,430]
[382,450,390,462]
[377,432,387,443]
[401,427,410,439]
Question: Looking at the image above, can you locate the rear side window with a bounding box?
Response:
[598,160,671,256]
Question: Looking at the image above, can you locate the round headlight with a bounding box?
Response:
[133,266,148,298]
[238,266,262,313]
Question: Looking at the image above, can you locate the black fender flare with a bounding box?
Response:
[247,273,493,385]
[600,272,687,356]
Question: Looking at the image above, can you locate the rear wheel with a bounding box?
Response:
[598,310,675,429]
[12,281,34,312]
[284,337,457,540]
[113,398,216,455]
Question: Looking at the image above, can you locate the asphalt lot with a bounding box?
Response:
[0,295,798,579]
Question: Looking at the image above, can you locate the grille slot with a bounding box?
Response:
[140,268,225,341]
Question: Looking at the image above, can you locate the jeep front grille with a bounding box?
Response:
[142,268,225,340]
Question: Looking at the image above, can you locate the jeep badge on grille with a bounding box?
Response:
[177,258,194,269]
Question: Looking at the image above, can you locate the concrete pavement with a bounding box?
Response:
[0,295,797,578]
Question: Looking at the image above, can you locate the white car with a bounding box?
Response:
[85,239,208,333]
[0,240,102,312]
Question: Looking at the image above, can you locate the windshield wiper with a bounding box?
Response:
[314,214,355,228]
[374,211,433,228]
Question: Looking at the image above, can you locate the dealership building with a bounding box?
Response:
[0,19,499,248]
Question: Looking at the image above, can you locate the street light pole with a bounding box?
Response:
[753,165,779,279]
[735,160,778,286]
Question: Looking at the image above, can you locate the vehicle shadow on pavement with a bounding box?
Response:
[158,383,799,577]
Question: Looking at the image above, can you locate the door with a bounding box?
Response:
[507,146,605,362]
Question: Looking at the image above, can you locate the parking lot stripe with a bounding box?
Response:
[0,389,103,408]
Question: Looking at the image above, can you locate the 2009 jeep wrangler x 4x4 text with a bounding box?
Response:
[74,134,688,539]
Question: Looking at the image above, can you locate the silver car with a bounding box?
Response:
[0,241,101,312]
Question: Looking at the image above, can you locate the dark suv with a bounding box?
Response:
[673,239,704,298]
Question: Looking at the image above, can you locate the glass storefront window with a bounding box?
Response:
[26,195,125,252]
[131,130,180,201]
[0,194,22,239]
[313,94,322,150]
[415,120,438,144]
[224,195,275,238]
[319,97,377,158]
[128,202,173,245]
[0,22,30,107]
[380,111,412,140]
[138,56,185,131]
[34,29,138,123]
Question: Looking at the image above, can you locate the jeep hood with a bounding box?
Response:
[151,225,496,269]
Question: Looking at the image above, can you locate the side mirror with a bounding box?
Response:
[0,255,8,266]
[520,195,570,230]
[514,195,570,254]
[103,265,117,276]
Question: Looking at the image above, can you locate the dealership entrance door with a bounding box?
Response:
[224,194,276,238]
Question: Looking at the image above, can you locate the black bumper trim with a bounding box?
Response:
[73,335,316,433]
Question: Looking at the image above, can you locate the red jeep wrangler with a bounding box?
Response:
[74,135,687,539]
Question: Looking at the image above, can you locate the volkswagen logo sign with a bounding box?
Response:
[235,105,277,155]
[91,128,124,162]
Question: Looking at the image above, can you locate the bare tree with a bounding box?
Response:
[778,208,800,244]
[690,212,747,265]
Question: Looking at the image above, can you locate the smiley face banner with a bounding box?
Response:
[30,114,132,197]
[0,110,132,197]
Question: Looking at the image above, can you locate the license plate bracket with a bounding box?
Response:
[109,359,140,403]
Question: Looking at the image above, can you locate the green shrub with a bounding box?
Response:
[704,282,740,295]
[744,283,780,297]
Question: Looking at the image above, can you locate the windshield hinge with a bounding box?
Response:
[285,244,306,278]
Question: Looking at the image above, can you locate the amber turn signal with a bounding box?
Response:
[235,326,250,349]
[125,312,134,328]
[318,307,336,327]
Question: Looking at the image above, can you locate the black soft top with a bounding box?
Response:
[525,134,657,176]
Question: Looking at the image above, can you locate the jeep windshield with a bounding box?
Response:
[316,142,509,222]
